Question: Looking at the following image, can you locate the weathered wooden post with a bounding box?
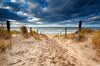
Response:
[60,32,62,39]
[58,33,60,39]
[78,21,82,41]
[37,29,38,35]
[6,21,10,34]
[30,27,32,35]
[65,28,67,38]
[6,21,12,49]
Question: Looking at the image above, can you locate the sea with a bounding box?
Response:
[10,27,100,34]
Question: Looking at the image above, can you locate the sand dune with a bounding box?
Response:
[1,34,100,66]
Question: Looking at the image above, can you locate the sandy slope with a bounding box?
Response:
[2,34,100,66]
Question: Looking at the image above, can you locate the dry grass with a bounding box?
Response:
[53,28,95,41]
[0,28,12,39]
[53,34,58,38]
[21,26,28,34]
[34,35,42,40]
[0,39,6,53]
[0,38,12,66]
[20,26,48,40]
[20,26,29,38]
[11,30,20,34]
[40,34,48,39]
[0,29,9,39]
[31,30,37,35]
[92,30,100,61]
[71,28,95,41]
[73,28,95,36]
[0,29,12,65]
[33,33,48,40]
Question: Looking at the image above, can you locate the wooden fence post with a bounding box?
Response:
[58,33,59,39]
[65,28,67,38]
[6,21,10,34]
[30,27,32,35]
[78,21,82,41]
[60,32,62,39]
[37,29,38,35]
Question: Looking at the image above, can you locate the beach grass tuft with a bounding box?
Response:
[20,26,29,38]
[40,34,48,39]
[11,30,20,34]
[53,28,95,41]
[92,30,100,61]
[34,35,42,40]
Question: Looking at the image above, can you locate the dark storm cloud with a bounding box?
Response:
[27,0,100,23]
[1,2,28,13]
[0,8,27,21]
[2,2,22,11]
[0,0,100,25]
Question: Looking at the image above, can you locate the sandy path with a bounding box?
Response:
[2,35,100,66]
[46,34,56,38]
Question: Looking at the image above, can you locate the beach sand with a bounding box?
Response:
[1,34,100,66]
[46,34,56,38]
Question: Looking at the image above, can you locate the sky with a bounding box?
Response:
[0,0,100,27]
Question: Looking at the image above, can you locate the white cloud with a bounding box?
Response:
[61,20,72,23]
[36,22,44,24]
[8,19,15,22]
[28,2,41,9]
[88,16,100,21]
[5,6,11,9]
[11,0,16,2]
[28,18,40,22]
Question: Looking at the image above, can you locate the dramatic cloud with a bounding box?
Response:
[0,0,100,27]
[0,8,27,21]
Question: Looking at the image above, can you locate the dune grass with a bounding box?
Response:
[20,26,29,38]
[39,34,48,39]
[20,26,48,40]
[0,28,12,49]
[21,26,28,35]
[31,30,37,34]
[71,28,95,41]
[0,39,6,53]
[53,28,95,41]
[11,30,20,34]
[0,29,8,39]
[92,30,100,61]
[73,28,95,36]
[34,35,42,40]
